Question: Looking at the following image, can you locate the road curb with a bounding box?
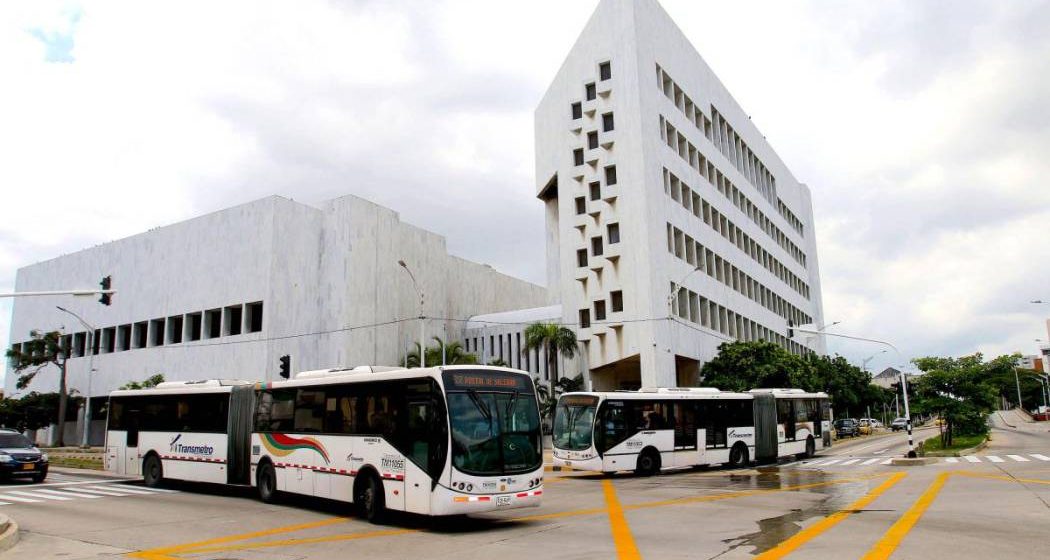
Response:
[956,438,990,457]
[0,513,20,554]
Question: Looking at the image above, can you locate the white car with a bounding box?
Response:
[860,418,882,429]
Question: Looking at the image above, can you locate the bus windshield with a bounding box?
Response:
[443,370,542,476]
[553,395,599,451]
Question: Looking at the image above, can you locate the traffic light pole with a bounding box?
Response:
[0,289,115,298]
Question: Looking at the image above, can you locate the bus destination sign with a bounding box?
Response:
[443,370,532,392]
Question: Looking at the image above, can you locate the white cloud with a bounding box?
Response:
[1,0,1047,378]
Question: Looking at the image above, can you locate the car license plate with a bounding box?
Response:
[21,463,33,470]
[496,496,512,506]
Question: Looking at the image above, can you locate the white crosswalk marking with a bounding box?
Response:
[1007,455,1029,462]
[33,488,101,500]
[1031,454,1050,461]
[879,459,892,465]
[840,459,861,466]
[71,487,133,497]
[964,456,981,463]
[0,494,41,503]
[986,455,1005,463]
[819,459,842,466]
[945,457,959,463]
[8,490,72,501]
[861,458,881,465]
[137,486,178,494]
[90,485,156,495]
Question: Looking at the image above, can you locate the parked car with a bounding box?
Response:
[0,430,48,483]
[857,419,872,435]
[834,418,859,438]
[863,418,883,429]
[891,417,908,431]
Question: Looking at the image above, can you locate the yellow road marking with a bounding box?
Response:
[955,472,1050,485]
[173,527,418,555]
[602,479,641,560]
[862,471,950,560]
[127,516,350,559]
[755,472,907,559]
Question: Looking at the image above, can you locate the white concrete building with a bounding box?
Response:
[532,0,825,390]
[6,194,548,409]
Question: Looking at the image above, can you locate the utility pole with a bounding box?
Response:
[56,306,97,448]
[901,371,915,458]
[398,260,425,368]
[1014,366,1023,410]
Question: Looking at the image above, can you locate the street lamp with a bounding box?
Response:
[667,265,702,319]
[398,260,425,368]
[56,306,96,448]
[861,350,887,372]
[1024,373,1049,412]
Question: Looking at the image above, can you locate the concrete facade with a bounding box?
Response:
[5,195,548,400]
[533,0,825,390]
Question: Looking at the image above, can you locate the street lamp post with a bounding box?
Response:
[56,306,96,448]
[667,265,702,319]
[861,350,888,372]
[1025,374,1048,412]
[398,260,425,368]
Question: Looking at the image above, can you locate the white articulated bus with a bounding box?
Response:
[551,388,830,475]
[106,365,545,521]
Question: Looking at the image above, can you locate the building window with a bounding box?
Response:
[204,309,222,339]
[599,61,611,81]
[585,82,596,101]
[102,327,116,353]
[73,332,86,357]
[573,148,584,166]
[118,324,132,351]
[571,102,582,120]
[589,182,601,201]
[592,236,604,256]
[594,300,607,321]
[588,131,598,150]
[186,312,202,341]
[247,301,264,333]
[150,318,165,347]
[602,112,614,132]
[579,309,591,329]
[607,223,620,244]
[575,196,587,215]
[605,165,617,185]
[577,248,588,267]
[133,321,148,349]
[168,316,184,344]
[611,290,624,312]
[225,304,243,336]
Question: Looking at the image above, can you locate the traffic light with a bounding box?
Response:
[787,319,795,339]
[99,275,112,306]
[279,355,291,379]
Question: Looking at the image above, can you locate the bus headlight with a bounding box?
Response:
[466,483,473,491]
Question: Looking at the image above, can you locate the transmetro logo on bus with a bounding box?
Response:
[168,434,214,456]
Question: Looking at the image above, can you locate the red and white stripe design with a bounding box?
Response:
[515,490,543,498]
[453,495,492,503]
[272,462,354,476]
[160,455,226,464]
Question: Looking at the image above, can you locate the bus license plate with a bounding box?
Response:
[496,496,512,506]
[21,463,33,470]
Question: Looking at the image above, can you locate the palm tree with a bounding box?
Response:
[522,322,579,385]
[406,337,478,368]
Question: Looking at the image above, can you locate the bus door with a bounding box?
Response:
[672,402,701,467]
[403,392,438,514]
[124,406,141,475]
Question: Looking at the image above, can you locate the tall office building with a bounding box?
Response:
[535,0,825,390]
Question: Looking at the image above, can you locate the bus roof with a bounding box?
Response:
[109,379,251,397]
[259,364,536,390]
[560,388,829,401]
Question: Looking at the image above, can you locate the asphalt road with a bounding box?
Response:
[3,415,1049,559]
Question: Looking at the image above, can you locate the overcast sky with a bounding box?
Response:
[2,0,1048,376]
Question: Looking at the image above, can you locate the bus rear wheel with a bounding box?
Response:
[728,443,749,468]
[635,448,661,476]
[143,454,163,488]
[257,461,279,503]
[806,437,816,458]
[356,474,386,524]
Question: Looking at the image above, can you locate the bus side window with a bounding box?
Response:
[598,401,627,452]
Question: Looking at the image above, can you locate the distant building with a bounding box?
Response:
[1018,355,1044,371]
[871,367,913,389]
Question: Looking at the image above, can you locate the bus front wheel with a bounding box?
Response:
[635,448,661,476]
[257,462,279,503]
[143,454,163,488]
[728,443,749,468]
[356,473,386,523]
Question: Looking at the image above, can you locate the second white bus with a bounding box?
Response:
[551,388,830,475]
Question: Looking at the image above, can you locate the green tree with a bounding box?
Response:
[912,353,1003,446]
[5,330,73,446]
[120,374,166,391]
[523,323,579,385]
[0,392,82,433]
[406,337,478,368]
[534,374,584,422]
[699,341,819,392]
